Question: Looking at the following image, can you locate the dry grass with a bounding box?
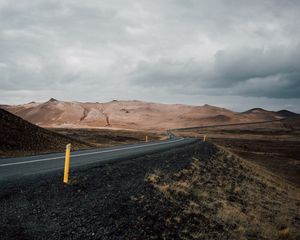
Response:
[144,145,300,239]
[279,227,290,239]
[217,144,300,199]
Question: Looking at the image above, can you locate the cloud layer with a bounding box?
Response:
[0,0,299,111]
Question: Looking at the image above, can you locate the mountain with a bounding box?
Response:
[0,108,91,157]
[1,99,297,130]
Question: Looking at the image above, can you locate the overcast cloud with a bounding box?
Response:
[0,0,299,112]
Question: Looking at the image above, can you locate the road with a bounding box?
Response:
[0,137,196,182]
[174,118,288,131]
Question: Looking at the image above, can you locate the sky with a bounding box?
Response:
[0,0,300,112]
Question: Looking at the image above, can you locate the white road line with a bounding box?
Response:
[0,138,185,167]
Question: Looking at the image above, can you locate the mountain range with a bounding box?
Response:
[1,99,298,130]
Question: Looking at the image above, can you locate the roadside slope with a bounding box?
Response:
[0,108,92,158]
[0,141,299,239]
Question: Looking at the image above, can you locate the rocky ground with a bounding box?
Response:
[0,141,299,239]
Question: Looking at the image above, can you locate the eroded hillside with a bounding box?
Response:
[2,99,296,130]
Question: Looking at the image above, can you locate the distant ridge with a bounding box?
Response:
[2,99,297,130]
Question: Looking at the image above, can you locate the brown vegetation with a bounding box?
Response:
[175,117,300,187]
[142,145,300,239]
[51,128,164,147]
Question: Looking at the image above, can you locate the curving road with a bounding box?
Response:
[0,137,196,182]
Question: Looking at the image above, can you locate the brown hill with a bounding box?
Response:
[2,99,296,131]
[0,108,91,158]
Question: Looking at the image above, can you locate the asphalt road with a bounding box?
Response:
[0,137,196,182]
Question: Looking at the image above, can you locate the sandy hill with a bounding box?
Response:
[0,108,91,158]
[1,99,298,130]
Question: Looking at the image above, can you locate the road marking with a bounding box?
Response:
[0,138,185,167]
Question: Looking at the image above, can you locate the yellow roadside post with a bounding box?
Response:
[63,143,71,184]
[203,135,207,142]
[145,135,148,142]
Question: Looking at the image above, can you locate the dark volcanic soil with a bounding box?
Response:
[212,138,300,187]
[0,142,299,240]
[175,117,300,187]
[0,109,92,158]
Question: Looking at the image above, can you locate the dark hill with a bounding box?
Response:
[277,110,299,118]
[0,108,92,158]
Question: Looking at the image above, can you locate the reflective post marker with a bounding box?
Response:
[63,143,71,184]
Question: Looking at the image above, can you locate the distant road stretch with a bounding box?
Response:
[0,137,196,182]
[174,118,287,131]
